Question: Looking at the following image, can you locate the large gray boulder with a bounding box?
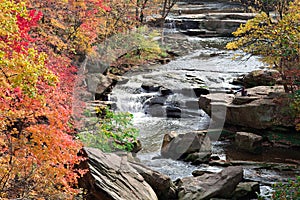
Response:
[199,86,295,129]
[81,147,158,200]
[176,166,244,200]
[161,130,211,161]
[235,132,263,154]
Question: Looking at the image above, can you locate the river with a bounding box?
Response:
[106,33,300,199]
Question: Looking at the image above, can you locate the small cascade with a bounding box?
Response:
[163,18,177,34]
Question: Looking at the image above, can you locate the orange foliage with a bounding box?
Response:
[0,1,84,198]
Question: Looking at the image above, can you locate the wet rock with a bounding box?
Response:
[166,106,182,118]
[192,169,215,177]
[81,147,158,200]
[176,166,243,200]
[131,139,142,154]
[159,87,173,96]
[129,162,177,200]
[209,160,232,167]
[231,182,260,200]
[161,130,211,160]
[143,96,168,117]
[193,87,209,97]
[184,152,211,164]
[144,96,167,106]
[210,155,221,160]
[235,132,263,154]
[145,104,165,117]
[141,82,161,92]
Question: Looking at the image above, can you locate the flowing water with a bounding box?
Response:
[108,34,299,199]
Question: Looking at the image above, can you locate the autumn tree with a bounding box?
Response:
[227,0,300,129]
[133,0,177,24]
[227,0,300,93]
[26,0,111,60]
[0,1,84,198]
[235,0,292,18]
[161,0,177,19]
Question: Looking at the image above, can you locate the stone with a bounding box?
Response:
[209,160,232,167]
[145,104,165,117]
[86,73,112,94]
[161,130,211,160]
[232,96,260,105]
[242,70,281,88]
[85,57,109,73]
[235,132,263,154]
[143,96,167,107]
[166,106,182,118]
[141,82,161,92]
[199,86,295,129]
[192,169,215,177]
[231,182,260,200]
[159,87,173,96]
[183,152,211,165]
[177,166,244,200]
[131,139,142,154]
[193,87,209,97]
[129,162,177,200]
[81,147,158,200]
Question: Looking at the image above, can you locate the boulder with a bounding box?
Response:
[192,169,215,177]
[177,166,244,200]
[183,152,211,165]
[141,82,161,92]
[231,182,260,200]
[199,86,295,129]
[86,73,113,95]
[166,106,182,118]
[161,130,211,161]
[242,70,281,88]
[145,104,165,117]
[84,56,109,73]
[159,87,173,96]
[143,96,167,106]
[81,147,158,200]
[235,132,263,154]
[129,162,177,200]
[193,87,210,97]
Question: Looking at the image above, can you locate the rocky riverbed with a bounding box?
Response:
[75,0,300,199]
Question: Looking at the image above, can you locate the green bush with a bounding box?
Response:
[78,107,139,152]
